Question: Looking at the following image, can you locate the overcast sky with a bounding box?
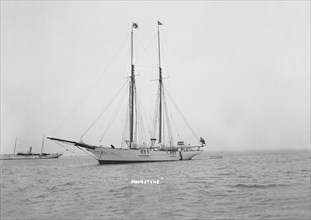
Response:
[1,1,310,154]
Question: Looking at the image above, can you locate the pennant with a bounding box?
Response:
[158,21,163,25]
[132,22,139,29]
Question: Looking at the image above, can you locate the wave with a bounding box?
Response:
[62,181,75,186]
[108,184,138,193]
[230,183,286,189]
[218,172,232,176]
[35,194,47,199]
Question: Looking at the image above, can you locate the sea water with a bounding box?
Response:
[1,150,310,220]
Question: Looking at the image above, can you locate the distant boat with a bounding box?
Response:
[0,136,63,160]
[47,21,206,164]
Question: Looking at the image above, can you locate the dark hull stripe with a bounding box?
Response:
[98,159,190,164]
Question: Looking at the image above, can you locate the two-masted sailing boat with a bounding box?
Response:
[48,21,206,164]
[0,136,63,160]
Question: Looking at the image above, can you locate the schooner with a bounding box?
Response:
[48,21,206,164]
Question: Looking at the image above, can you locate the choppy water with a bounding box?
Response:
[1,150,310,220]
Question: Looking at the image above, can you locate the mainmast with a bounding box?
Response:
[157,21,163,143]
[129,22,138,148]
[13,137,17,154]
[41,135,45,154]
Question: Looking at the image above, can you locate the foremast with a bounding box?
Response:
[129,22,139,148]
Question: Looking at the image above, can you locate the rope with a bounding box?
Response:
[99,81,128,143]
[163,85,199,142]
[151,85,160,139]
[135,88,148,146]
[121,101,129,149]
[163,91,174,146]
[52,34,130,135]
[167,93,181,141]
[81,81,128,139]
[135,33,157,65]
[76,146,98,160]
[51,140,76,153]
[51,139,98,160]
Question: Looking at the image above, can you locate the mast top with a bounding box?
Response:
[157,21,163,72]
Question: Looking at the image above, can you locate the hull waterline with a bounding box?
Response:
[0,153,63,160]
[87,147,203,164]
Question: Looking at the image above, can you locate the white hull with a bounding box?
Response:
[0,153,63,160]
[87,147,202,164]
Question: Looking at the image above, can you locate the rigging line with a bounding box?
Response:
[136,82,150,139]
[120,82,130,148]
[166,89,181,140]
[51,140,76,153]
[76,146,98,160]
[163,83,180,142]
[99,82,128,143]
[163,92,174,146]
[121,99,129,149]
[52,34,130,135]
[81,80,128,139]
[135,33,157,65]
[151,86,160,138]
[160,86,165,145]
[154,85,161,138]
[162,102,165,145]
[134,86,138,144]
[135,91,140,145]
[136,89,147,146]
[164,85,199,142]
[160,37,171,80]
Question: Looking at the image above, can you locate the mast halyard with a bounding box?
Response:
[157,21,163,144]
[129,22,138,148]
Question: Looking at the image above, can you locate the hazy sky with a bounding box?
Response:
[1,1,310,153]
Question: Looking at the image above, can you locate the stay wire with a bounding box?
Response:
[121,101,129,149]
[163,85,199,142]
[136,89,148,146]
[99,81,128,143]
[76,146,98,160]
[51,139,97,160]
[167,91,181,141]
[81,80,128,139]
[163,91,174,146]
[135,33,157,65]
[52,34,130,135]
[151,85,160,139]
[51,140,76,153]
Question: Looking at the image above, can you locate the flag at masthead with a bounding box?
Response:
[132,22,139,29]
